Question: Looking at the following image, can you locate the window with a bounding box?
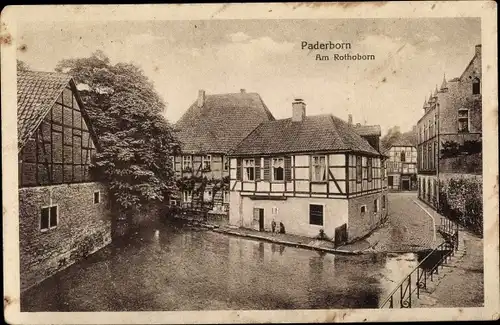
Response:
[433,142,438,169]
[382,195,386,209]
[223,191,229,203]
[427,144,432,169]
[355,156,362,183]
[202,155,211,170]
[367,158,373,182]
[434,113,438,135]
[400,151,406,162]
[182,155,192,170]
[360,205,366,216]
[223,157,229,171]
[93,191,100,204]
[309,204,323,226]
[183,190,192,202]
[458,109,469,132]
[388,175,394,186]
[40,205,58,231]
[272,207,279,215]
[170,199,177,206]
[272,157,284,181]
[472,78,480,95]
[243,159,255,181]
[311,155,326,182]
[373,199,379,213]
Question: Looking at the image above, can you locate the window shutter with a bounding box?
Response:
[263,158,270,180]
[236,158,242,180]
[284,156,292,181]
[255,157,261,180]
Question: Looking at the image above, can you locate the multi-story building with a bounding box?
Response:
[17,71,112,291]
[228,99,387,244]
[384,140,418,191]
[417,44,482,208]
[171,89,275,214]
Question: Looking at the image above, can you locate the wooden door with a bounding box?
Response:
[258,209,264,231]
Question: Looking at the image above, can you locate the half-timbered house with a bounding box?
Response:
[17,71,111,291]
[171,89,275,214]
[228,99,388,244]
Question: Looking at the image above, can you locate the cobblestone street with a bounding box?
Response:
[341,192,444,253]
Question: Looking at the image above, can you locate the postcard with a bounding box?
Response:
[1,2,498,323]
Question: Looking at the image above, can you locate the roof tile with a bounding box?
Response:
[230,114,380,156]
[17,71,72,149]
[174,92,275,153]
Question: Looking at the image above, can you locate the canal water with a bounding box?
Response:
[21,221,418,311]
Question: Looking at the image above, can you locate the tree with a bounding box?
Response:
[381,125,417,151]
[55,51,180,214]
[17,59,30,71]
[380,126,402,151]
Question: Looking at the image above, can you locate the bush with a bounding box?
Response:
[438,177,482,236]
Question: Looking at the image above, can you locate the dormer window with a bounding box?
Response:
[472,78,480,95]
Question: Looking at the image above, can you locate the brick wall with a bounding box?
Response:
[347,191,388,241]
[19,182,112,292]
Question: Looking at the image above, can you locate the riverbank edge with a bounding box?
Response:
[212,228,363,255]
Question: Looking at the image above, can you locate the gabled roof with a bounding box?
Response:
[392,138,415,147]
[174,92,275,154]
[230,114,380,156]
[353,124,381,137]
[381,138,416,154]
[18,71,72,149]
[17,70,99,151]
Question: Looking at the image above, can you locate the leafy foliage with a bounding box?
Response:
[381,125,417,151]
[55,51,180,212]
[440,139,482,158]
[438,177,482,236]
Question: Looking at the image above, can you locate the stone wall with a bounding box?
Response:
[19,182,112,292]
[347,191,388,241]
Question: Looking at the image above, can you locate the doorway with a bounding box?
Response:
[402,179,410,191]
[258,209,264,231]
[253,208,265,231]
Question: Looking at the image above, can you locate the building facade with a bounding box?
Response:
[171,89,275,214]
[17,71,112,292]
[385,141,418,191]
[417,44,482,208]
[228,99,388,244]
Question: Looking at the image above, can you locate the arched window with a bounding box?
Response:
[472,78,480,95]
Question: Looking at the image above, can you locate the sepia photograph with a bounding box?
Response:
[2,2,498,324]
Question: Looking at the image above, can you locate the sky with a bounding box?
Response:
[18,18,481,135]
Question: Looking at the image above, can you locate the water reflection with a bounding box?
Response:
[22,221,416,311]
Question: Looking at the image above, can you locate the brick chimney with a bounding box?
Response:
[240,89,246,94]
[348,114,353,126]
[197,89,205,107]
[292,99,306,122]
[475,44,481,57]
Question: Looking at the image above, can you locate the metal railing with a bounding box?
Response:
[380,219,459,308]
